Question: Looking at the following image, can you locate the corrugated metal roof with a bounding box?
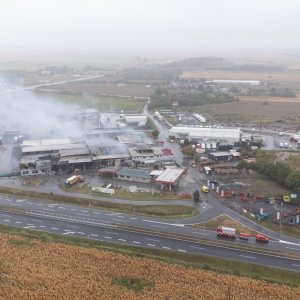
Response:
[155,167,185,184]
[116,168,151,179]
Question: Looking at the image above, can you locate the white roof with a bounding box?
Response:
[155,167,185,184]
[170,126,241,140]
[150,170,164,176]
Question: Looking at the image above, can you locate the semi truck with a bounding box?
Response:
[217,226,236,238]
[65,175,84,187]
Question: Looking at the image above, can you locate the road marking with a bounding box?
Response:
[192,231,208,236]
[15,221,22,224]
[70,208,77,211]
[82,210,89,213]
[27,224,34,226]
[146,238,160,242]
[117,215,124,218]
[132,241,140,244]
[23,225,36,229]
[76,213,89,216]
[63,231,75,235]
[112,219,127,223]
[190,246,206,251]
[162,246,171,250]
[130,217,137,220]
[3,219,11,222]
[286,247,300,251]
[291,264,300,267]
[150,224,166,228]
[77,232,85,235]
[178,249,186,253]
[279,240,300,246]
[39,226,46,228]
[105,231,118,235]
[147,244,155,247]
[27,202,32,204]
[16,199,25,202]
[36,203,44,206]
[93,212,101,215]
[104,236,112,239]
[90,234,98,237]
[42,208,55,211]
[118,239,126,242]
[239,255,256,259]
[30,219,42,223]
[143,219,184,227]
[51,227,58,230]
[67,225,80,229]
[59,207,66,209]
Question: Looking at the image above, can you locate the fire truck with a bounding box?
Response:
[217,226,236,238]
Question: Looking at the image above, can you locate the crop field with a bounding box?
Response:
[196,99,300,124]
[0,232,299,299]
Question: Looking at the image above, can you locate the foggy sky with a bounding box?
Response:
[0,0,300,59]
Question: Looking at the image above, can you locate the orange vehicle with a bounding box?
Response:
[256,234,269,243]
[239,233,250,241]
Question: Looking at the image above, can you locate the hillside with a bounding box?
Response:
[0,233,299,299]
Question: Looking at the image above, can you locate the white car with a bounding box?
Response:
[279,132,284,136]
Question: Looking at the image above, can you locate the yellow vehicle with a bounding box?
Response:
[201,185,209,193]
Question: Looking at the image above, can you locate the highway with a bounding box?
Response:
[0,194,300,258]
[0,210,299,272]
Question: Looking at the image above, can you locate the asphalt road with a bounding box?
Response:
[0,195,299,257]
[0,210,299,272]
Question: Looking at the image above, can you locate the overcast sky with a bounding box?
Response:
[0,0,299,59]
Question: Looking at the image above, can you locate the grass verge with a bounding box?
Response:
[0,224,299,287]
[0,187,197,218]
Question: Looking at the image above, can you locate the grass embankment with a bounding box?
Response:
[0,225,299,289]
[191,214,258,235]
[0,186,197,218]
[64,183,184,201]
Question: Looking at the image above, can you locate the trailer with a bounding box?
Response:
[65,175,84,187]
[217,226,236,238]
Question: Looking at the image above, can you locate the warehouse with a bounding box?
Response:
[115,168,152,183]
[169,126,241,144]
[208,151,240,161]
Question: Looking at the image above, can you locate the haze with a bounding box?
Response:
[0,0,300,62]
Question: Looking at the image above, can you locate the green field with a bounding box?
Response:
[38,92,147,113]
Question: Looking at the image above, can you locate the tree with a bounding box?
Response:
[152,129,160,138]
[193,190,200,202]
[181,145,195,159]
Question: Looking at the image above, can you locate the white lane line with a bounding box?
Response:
[16,199,25,202]
[150,224,165,228]
[63,231,75,235]
[90,234,98,237]
[112,219,127,223]
[162,246,171,250]
[178,249,186,253]
[36,203,44,206]
[70,208,77,211]
[82,210,89,213]
[27,202,32,204]
[143,219,184,227]
[132,241,140,244]
[130,217,137,220]
[190,246,207,251]
[0,214,11,217]
[67,225,80,229]
[77,232,85,235]
[42,208,55,211]
[146,238,160,242]
[93,212,101,215]
[239,255,256,259]
[291,264,300,267]
[30,219,42,223]
[23,225,36,229]
[39,226,46,228]
[192,231,208,236]
[104,236,112,239]
[118,239,126,242]
[27,224,34,226]
[15,221,22,224]
[147,244,155,247]
[286,247,300,251]
[3,219,11,222]
[76,213,89,216]
[117,215,124,218]
[59,207,66,210]
[105,231,118,235]
[51,228,58,230]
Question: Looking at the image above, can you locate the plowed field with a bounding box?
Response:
[0,233,299,299]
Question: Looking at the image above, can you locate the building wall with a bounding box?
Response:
[116,174,151,183]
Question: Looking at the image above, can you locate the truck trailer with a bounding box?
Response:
[217,226,236,238]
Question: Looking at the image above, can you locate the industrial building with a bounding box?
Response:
[169,126,241,144]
